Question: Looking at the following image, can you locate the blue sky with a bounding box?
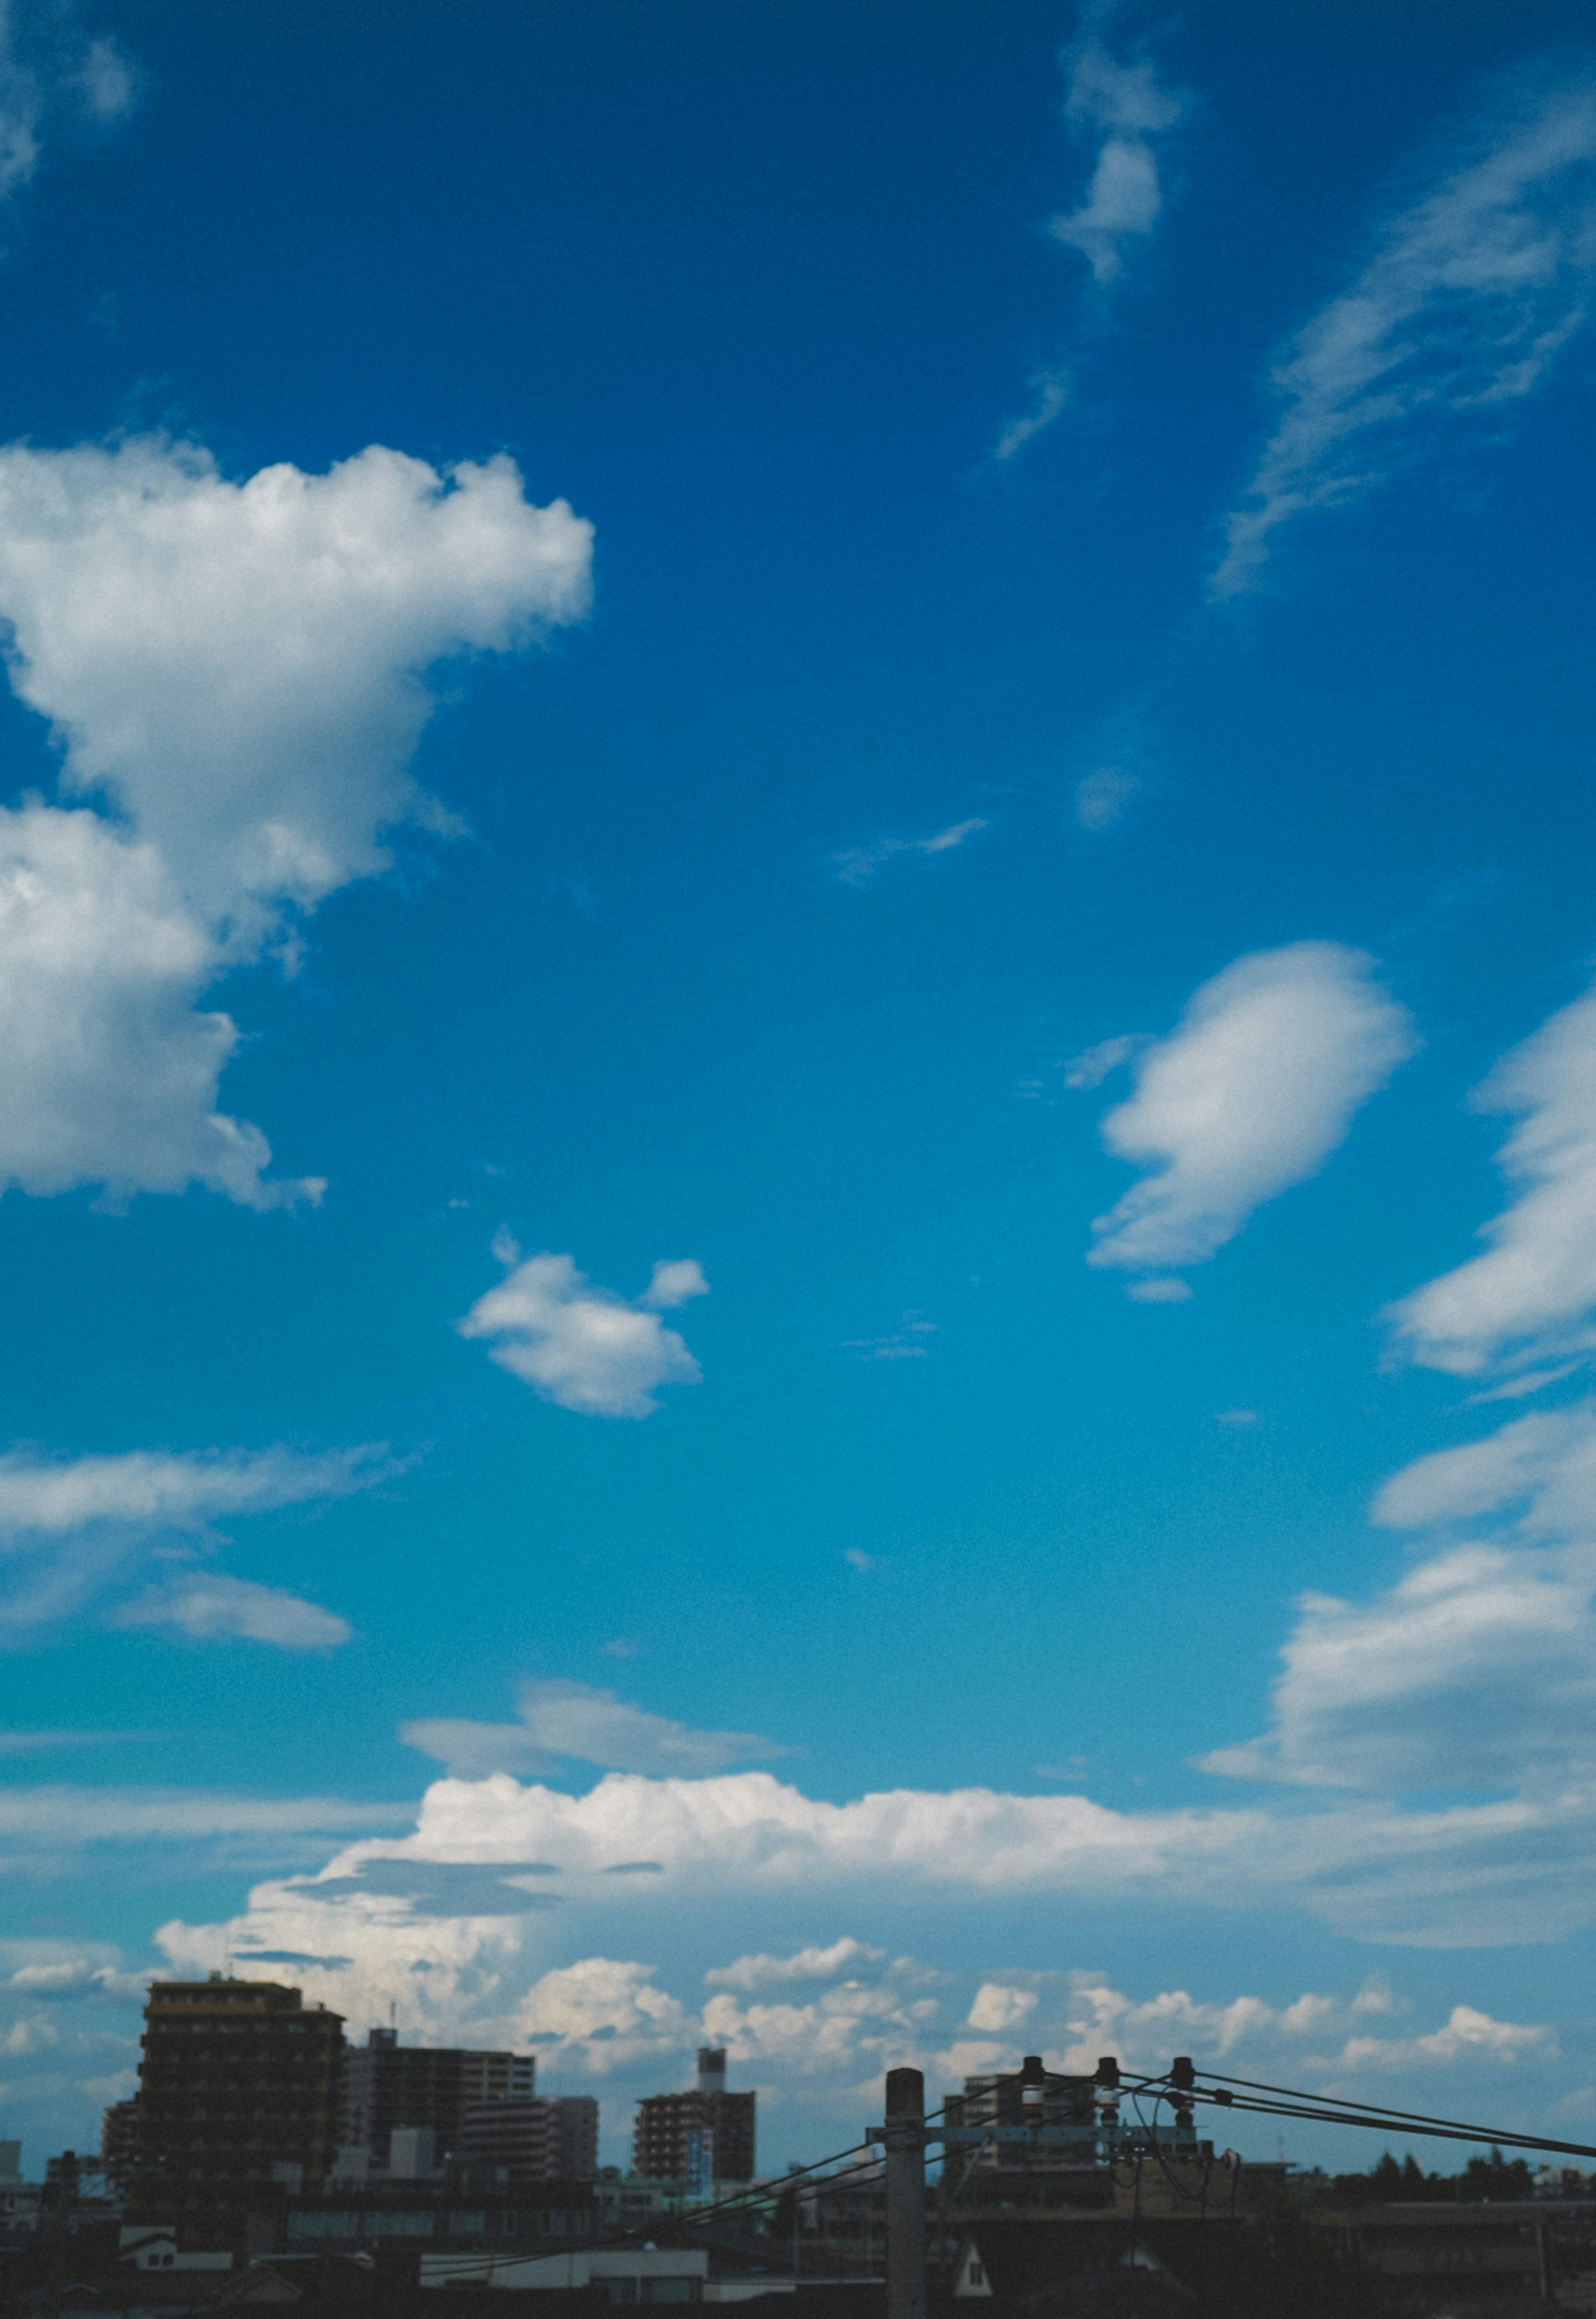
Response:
[5,0,1596,2180]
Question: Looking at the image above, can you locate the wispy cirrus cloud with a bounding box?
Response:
[1084,942,1416,1289]
[0,2,139,207]
[832,819,988,888]
[0,1443,386,1645]
[1212,69,1596,597]
[1048,6,1188,288]
[994,5,1187,463]
[402,1679,786,1779]
[458,1237,709,1419]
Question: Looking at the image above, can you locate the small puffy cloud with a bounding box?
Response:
[1212,73,1596,597]
[458,1241,708,1419]
[515,1959,690,2072]
[1332,2005,1557,2075]
[966,1982,1039,2033]
[1088,943,1416,1280]
[0,1442,384,1641]
[1053,1971,1550,2084]
[1388,981,1596,1379]
[401,1680,786,1778]
[112,1575,351,1651]
[832,819,988,888]
[640,1260,710,1311]
[705,1941,885,1993]
[0,437,590,1207]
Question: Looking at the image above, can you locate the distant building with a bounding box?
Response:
[340,2026,537,2162]
[100,2099,139,2185]
[459,2097,599,2186]
[945,2067,1097,2171]
[131,1975,345,2239]
[633,2049,756,2183]
[0,2141,18,2183]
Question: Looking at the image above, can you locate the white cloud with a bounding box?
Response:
[402,1680,785,1779]
[1048,10,1187,286]
[111,1575,351,1650]
[0,436,591,1204]
[1331,2005,1556,2075]
[516,1959,690,2071]
[458,1241,708,1419]
[832,819,988,888]
[640,1260,710,1311]
[0,1442,384,1640]
[1387,980,1596,1378]
[1087,943,1416,1279]
[147,1749,1596,1951]
[705,1941,886,1993]
[0,439,591,924]
[993,12,1186,463]
[1205,1399,1596,1796]
[966,1982,1039,2033]
[0,803,318,1210]
[1200,1542,1596,1792]
[1212,73,1596,597]
[145,1872,1563,2158]
[993,370,1071,464]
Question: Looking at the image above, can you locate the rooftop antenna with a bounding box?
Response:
[390,2000,397,2029]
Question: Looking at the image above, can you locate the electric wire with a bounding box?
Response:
[406,2115,945,2282]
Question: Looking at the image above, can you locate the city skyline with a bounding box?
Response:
[2,0,1596,2185]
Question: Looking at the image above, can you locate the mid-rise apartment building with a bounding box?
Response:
[459,2097,599,2185]
[132,1976,345,2234]
[339,2026,537,2161]
[632,2048,756,2183]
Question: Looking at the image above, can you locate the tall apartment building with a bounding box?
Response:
[132,1977,345,2235]
[632,2049,755,2183]
[459,2096,599,2184]
[339,2026,541,2164]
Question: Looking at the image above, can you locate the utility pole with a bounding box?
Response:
[883,2069,926,2319]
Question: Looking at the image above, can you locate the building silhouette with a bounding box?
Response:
[459,2096,599,2184]
[632,2048,755,2183]
[131,1976,344,2240]
[339,2025,537,2161]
